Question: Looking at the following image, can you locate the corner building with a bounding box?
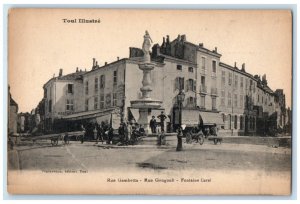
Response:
[41,34,288,136]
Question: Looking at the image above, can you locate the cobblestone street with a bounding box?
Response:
[8,138,291,173]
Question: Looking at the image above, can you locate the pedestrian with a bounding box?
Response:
[123,122,129,145]
[80,125,86,144]
[118,123,125,144]
[176,126,183,151]
[127,121,133,142]
[149,116,157,134]
[93,126,98,141]
[64,132,69,145]
[107,126,114,144]
[157,130,166,146]
[95,123,103,144]
[160,130,166,145]
[157,111,167,132]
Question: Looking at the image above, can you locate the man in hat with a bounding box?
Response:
[157,111,167,132]
[149,116,157,134]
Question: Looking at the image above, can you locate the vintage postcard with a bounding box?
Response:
[7,8,292,195]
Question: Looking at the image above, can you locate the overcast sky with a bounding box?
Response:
[8,9,292,113]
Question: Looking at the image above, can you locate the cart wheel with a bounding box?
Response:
[199,137,204,145]
[214,139,218,145]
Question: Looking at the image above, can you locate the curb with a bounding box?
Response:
[96,144,172,149]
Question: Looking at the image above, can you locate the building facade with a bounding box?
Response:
[43,68,85,131]
[39,34,290,136]
[8,86,18,135]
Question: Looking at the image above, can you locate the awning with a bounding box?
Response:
[62,108,119,121]
[95,114,111,124]
[199,111,224,125]
[182,109,200,125]
[181,109,224,126]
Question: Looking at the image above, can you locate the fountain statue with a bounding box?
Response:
[130,31,163,133]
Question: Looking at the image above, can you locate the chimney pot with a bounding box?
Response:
[59,68,63,77]
[93,58,96,67]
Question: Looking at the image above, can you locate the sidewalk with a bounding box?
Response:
[8,149,20,170]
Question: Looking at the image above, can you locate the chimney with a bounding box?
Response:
[105,62,107,65]
[214,47,218,53]
[76,67,79,72]
[93,58,96,67]
[166,35,170,44]
[59,68,63,77]
[96,61,98,67]
[181,35,186,42]
[199,43,203,47]
[241,63,245,72]
[117,57,120,61]
[234,62,237,68]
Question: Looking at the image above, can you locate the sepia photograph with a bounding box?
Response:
[7,8,292,195]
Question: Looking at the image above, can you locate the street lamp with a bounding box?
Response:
[176,89,185,151]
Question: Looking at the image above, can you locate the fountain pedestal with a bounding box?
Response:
[130,62,162,133]
[130,31,163,134]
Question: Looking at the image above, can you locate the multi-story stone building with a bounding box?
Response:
[40,34,289,135]
[8,86,18,135]
[43,68,85,131]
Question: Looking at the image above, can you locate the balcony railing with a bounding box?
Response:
[199,85,207,94]
[211,87,218,96]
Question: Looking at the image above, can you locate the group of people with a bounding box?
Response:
[79,122,113,144]
[149,111,168,134]
[86,121,145,146]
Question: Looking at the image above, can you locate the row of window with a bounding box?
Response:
[221,71,256,93]
[201,57,217,73]
[220,91,245,108]
[186,95,217,110]
[257,93,272,106]
[176,58,217,73]
[85,93,118,111]
[85,70,118,95]
[174,77,216,95]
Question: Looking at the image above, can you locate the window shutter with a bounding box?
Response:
[174,77,179,91]
[193,80,196,92]
[186,79,189,91]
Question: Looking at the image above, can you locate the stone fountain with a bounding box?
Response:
[130,31,163,133]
